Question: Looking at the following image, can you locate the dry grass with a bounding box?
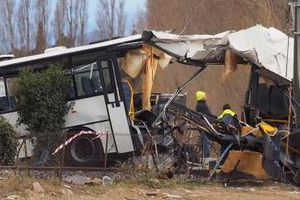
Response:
[0,173,300,200]
[0,174,62,198]
[0,175,29,194]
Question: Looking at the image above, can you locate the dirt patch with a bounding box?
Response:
[0,175,299,200]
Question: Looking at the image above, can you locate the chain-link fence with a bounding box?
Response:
[3,121,218,179]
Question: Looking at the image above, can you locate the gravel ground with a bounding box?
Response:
[0,168,299,200]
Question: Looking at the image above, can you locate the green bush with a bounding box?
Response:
[0,116,18,165]
[14,65,71,163]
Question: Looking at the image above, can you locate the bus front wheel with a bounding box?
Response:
[64,129,105,167]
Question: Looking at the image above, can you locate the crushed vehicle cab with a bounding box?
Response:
[140,25,300,184]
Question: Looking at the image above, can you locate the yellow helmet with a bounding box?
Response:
[196,91,206,101]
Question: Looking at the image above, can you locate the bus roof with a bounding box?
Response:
[0,34,142,68]
[142,25,293,85]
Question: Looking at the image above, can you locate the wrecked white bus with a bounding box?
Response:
[0,36,150,167]
[2,24,300,185]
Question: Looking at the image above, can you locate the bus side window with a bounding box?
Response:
[73,62,103,97]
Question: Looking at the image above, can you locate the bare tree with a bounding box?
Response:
[64,0,77,46]
[0,0,17,53]
[55,0,88,47]
[0,0,90,54]
[16,0,33,53]
[51,0,88,47]
[35,0,51,53]
[96,0,126,39]
[0,30,7,54]
[53,1,67,46]
[78,0,88,45]
[132,7,147,34]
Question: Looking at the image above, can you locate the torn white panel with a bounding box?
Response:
[158,52,172,69]
[149,30,230,42]
[229,25,294,81]
[143,25,293,83]
[145,30,230,60]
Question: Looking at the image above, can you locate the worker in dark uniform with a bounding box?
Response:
[218,103,237,126]
[195,91,212,158]
[196,91,211,116]
[218,103,238,164]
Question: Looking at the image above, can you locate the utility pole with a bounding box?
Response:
[293,0,300,128]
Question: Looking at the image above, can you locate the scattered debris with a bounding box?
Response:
[5,195,21,200]
[102,176,113,186]
[63,184,71,189]
[164,193,182,199]
[63,174,91,185]
[145,190,159,196]
[183,189,192,194]
[63,174,105,186]
[32,182,45,193]
[288,191,300,194]
[268,186,279,191]
[50,192,56,196]
[125,197,141,200]
[87,177,102,185]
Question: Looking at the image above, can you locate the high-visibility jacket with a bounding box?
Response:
[218,109,236,119]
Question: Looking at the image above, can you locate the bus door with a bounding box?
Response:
[98,58,134,153]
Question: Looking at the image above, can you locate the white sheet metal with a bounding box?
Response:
[0,35,141,68]
[146,30,230,60]
[143,25,293,83]
[229,25,294,82]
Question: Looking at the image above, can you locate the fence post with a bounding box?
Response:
[24,137,30,176]
[60,132,67,180]
[104,132,108,174]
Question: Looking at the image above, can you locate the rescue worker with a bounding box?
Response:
[218,104,237,125]
[195,91,212,158]
[196,91,212,116]
[218,103,238,164]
